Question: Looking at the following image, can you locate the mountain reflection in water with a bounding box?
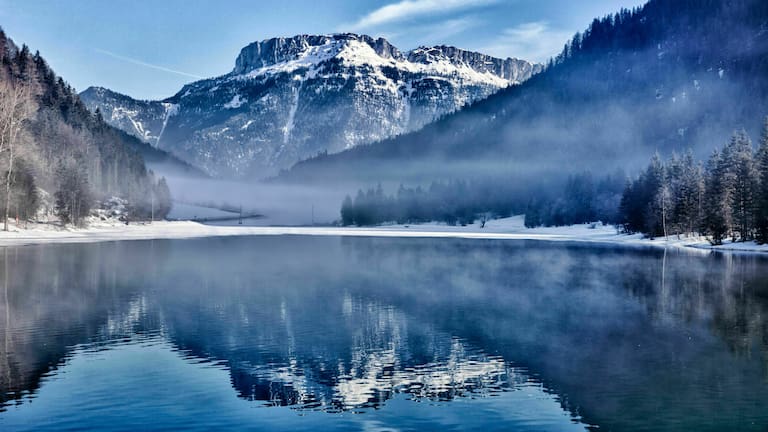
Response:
[1,236,768,431]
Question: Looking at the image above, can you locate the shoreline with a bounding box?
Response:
[0,217,767,255]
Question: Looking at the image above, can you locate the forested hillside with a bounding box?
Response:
[283,0,768,187]
[0,28,173,226]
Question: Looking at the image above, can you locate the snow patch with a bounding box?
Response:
[2,216,768,255]
[282,82,302,144]
[156,103,179,147]
[238,39,340,80]
[223,94,246,109]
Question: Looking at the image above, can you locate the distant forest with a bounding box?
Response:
[341,117,768,246]
[340,174,624,229]
[0,29,171,227]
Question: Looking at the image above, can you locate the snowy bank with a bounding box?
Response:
[0,216,766,254]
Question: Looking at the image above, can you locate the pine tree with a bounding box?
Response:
[54,163,92,226]
[154,177,172,220]
[524,198,543,228]
[563,172,595,224]
[340,195,354,226]
[666,152,684,235]
[643,153,668,238]
[353,189,370,226]
[673,150,704,236]
[593,169,625,224]
[619,179,640,233]
[726,130,758,241]
[703,149,730,245]
[756,117,768,243]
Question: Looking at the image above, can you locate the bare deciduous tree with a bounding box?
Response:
[0,82,34,231]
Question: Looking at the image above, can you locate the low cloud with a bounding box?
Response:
[414,17,483,46]
[342,0,498,32]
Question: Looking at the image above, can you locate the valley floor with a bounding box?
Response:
[1,216,767,254]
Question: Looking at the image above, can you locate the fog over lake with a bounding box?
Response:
[1,236,767,431]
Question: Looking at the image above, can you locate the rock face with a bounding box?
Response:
[81,34,542,178]
[80,87,176,147]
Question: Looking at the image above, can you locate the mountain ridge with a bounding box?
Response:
[279,0,768,186]
[82,33,542,177]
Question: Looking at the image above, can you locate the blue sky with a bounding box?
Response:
[0,0,643,100]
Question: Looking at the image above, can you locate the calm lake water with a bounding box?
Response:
[0,236,767,431]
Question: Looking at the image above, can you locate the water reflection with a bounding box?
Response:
[0,236,767,431]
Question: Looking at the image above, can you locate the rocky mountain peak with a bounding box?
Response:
[232,33,404,75]
[83,34,543,178]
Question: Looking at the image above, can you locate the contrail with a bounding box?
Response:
[94,48,204,79]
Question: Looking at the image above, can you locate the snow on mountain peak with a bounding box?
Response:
[82,34,543,178]
[232,33,540,87]
[233,34,401,75]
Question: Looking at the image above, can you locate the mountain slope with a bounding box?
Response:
[80,86,172,146]
[280,0,768,186]
[0,28,196,223]
[82,34,542,177]
[0,31,148,196]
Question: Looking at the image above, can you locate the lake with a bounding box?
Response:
[0,236,767,431]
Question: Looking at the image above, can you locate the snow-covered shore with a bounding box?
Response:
[0,216,767,254]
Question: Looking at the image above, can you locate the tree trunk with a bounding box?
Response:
[3,149,12,232]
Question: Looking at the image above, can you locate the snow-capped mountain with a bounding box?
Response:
[81,34,542,177]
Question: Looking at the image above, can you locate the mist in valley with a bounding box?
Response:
[152,166,349,225]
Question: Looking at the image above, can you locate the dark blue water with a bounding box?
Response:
[0,236,767,431]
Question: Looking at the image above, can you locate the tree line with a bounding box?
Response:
[341,181,522,227]
[523,171,625,228]
[339,173,625,228]
[339,118,768,247]
[619,120,768,245]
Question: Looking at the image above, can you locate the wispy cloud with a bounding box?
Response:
[343,0,498,32]
[94,48,203,79]
[483,21,572,63]
[415,16,483,46]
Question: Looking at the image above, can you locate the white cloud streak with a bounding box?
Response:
[344,0,498,31]
[95,48,204,79]
[482,21,572,63]
[417,16,483,45]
